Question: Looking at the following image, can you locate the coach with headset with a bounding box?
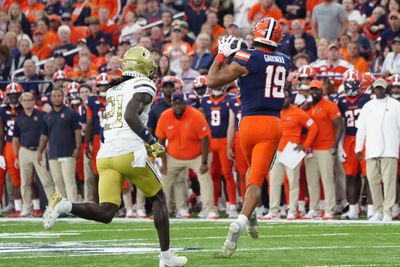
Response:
[356,78,400,222]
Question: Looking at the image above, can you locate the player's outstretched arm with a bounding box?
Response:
[124,92,154,139]
[208,61,247,89]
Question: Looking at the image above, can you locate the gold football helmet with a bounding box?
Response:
[122,46,156,78]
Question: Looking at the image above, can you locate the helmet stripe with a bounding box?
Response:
[265,19,275,41]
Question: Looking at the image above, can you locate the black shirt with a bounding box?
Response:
[42,105,81,159]
[14,109,46,148]
[147,98,171,133]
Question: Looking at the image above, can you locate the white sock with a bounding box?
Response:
[14,199,22,211]
[32,199,40,210]
[236,214,248,228]
[58,200,72,214]
[349,204,356,214]
[298,201,306,212]
[160,249,171,258]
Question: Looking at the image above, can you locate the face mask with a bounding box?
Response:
[99,91,107,98]
[212,90,223,96]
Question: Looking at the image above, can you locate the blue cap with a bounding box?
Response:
[171,91,186,102]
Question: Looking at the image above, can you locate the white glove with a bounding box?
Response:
[338,145,347,163]
[218,35,243,57]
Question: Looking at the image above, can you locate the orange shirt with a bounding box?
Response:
[306,98,341,150]
[44,31,58,49]
[306,0,324,13]
[248,3,283,24]
[278,105,318,151]
[69,69,99,80]
[23,3,45,23]
[100,21,118,35]
[163,41,193,56]
[349,57,370,74]
[212,25,225,40]
[31,43,52,60]
[92,0,120,20]
[156,106,210,160]
[339,47,349,61]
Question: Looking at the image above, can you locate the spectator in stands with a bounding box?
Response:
[106,56,122,79]
[185,0,211,36]
[119,11,141,44]
[156,92,217,219]
[45,0,64,16]
[36,18,58,50]
[292,36,316,62]
[370,39,385,74]
[339,33,351,61]
[0,45,11,81]
[0,10,8,37]
[380,11,400,52]
[177,55,199,94]
[348,20,371,60]
[289,19,317,60]
[356,79,400,222]
[60,12,90,45]
[280,0,306,20]
[248,0,283,25]
[293,53,310,69]
[71,0,91,26]
[117,40,131,58]
[223,14,234,29]
[37,88,81,202]
[233,0,258,34]
[226,24,241,37]
[8,20,32,46]
[155,55,175,88]
[363,6,387,41]
[303,80,343,220]
[207,11,225,40]
[150,26,164,51]
[22,0,45,24]
[3,32,18,58]
[139,36,153,51]
[85,17,111,56]
[39,59,56,95]
[13,92,55,216]
[179,20,196,46]
[31,30,52,61]
[53,50,73,73]
[192,33,214,75]
[343,0,365,24]
[19,59,40,97]
[312,0,348,43]
[381,36,400,76]
[347,42,370,73]
[8,3,31,36]
[161,11,173,39]
[313,43,353,89]
[145,0,162,24]
[163,25,192,74]
[70,56,98,82]
[277,18,291,56]
[10,39,38,78]
[54,25,76,67]
[98,7,117,36]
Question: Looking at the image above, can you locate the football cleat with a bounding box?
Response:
[43,192,64,229]
[176,209,191,219]
[207,211,220,220]
[302,210,321,220]
[125,209,135,218]
[222,221,244,257]
[228,205,238,219]
[260,212,280,220]
[322,212,334,220]
[248,212,259,239]
[369,212,383,222]
[137,209,147,218]
[159,251,187,267]
[286,211,296,220]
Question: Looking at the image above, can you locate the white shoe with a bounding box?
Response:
[1,203,14,213]
[341,206,359,220]
[368,212,383,222]
[137,209,146,218]
[367,205,375,219]
[392,204,399,219]
[222,221,243,257]
[247,212,259,239]
[43,192,64,229]
[382,215,392,222]
[286,211,296,220]
[125,209,135,218]
[302,210,321,220]
[159,251,187,267]
[207,211,220,220]
[280,205,287,217]
[228,205,238,219]
[323,211,334,220]
[260,212,280,220]
[19,210,32,217]
[255,206,264,218]
[176,209,191,219]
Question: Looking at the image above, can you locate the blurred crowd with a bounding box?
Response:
[0,0,400,222]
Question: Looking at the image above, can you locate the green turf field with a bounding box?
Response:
[1,218,400,267]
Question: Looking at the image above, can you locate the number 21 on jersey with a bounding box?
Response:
[104,95,123,131]
[264,65,286,98]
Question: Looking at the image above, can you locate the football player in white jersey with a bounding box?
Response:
[42,46,187,267]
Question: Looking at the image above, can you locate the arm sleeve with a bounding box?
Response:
[73,111,82,130]
[339,5,347,22]
[355,106,366,153]
[13,120,20,138]
[41,118,48,136]
[233,50,252,69]
[155,114,166,139]
[196,112,211,139]
[328,103,342,121]
[300,112,318,149]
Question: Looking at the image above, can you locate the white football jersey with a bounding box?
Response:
[96,76,156,159]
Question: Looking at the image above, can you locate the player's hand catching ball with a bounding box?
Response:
[218,35,243,57]
[149,142,166,158]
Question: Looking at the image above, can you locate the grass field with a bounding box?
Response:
[1,218,400,267]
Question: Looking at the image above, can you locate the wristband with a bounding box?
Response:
[138,128,157,145]
[215,54,226,64]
